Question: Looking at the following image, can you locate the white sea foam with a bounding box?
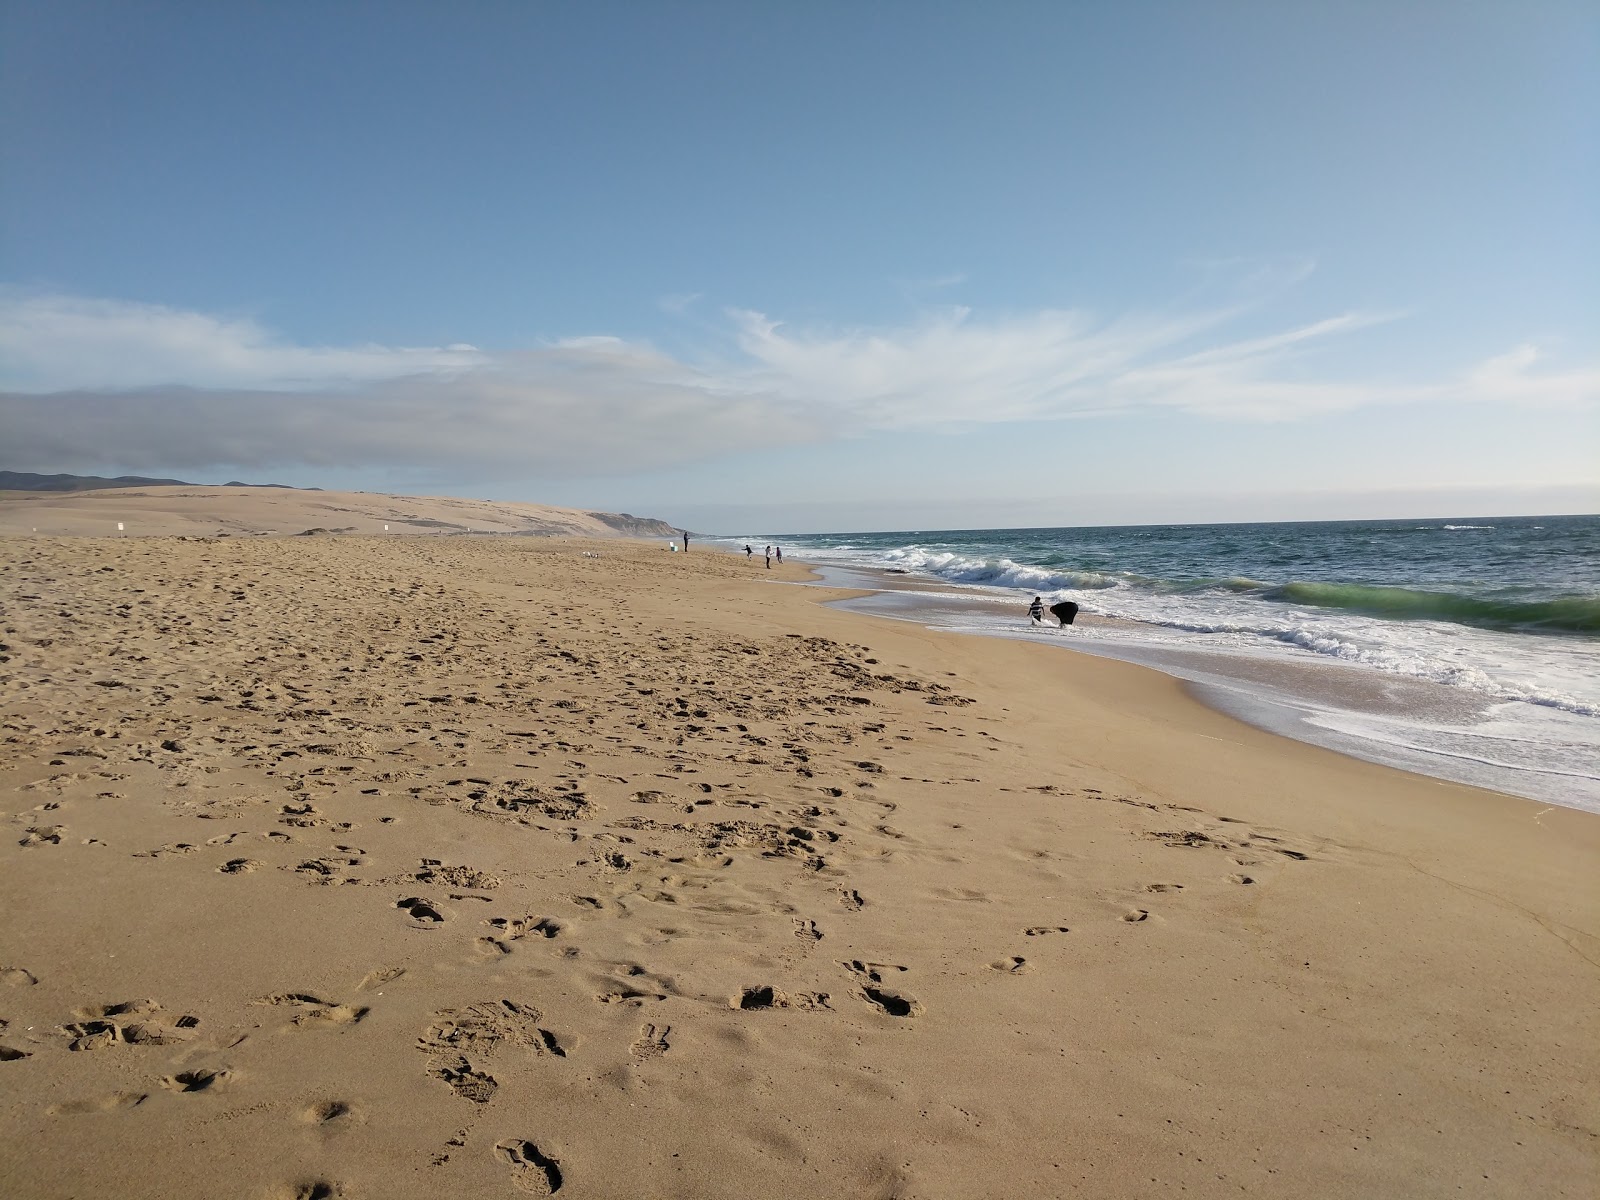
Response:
[724,521,1600,808]
[771,541,1600,722]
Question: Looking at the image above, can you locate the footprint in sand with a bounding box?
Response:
[730,985,830,1011]
[629,1023,670,1060]
[792,918,822,942]
[986,956,1032,974]
[358,966,405,991]
[218,858,262,874]
[60,999,189,1049]
[1,966,38,987]
[1229,873,1256,885]
[47,1091,148,1115]
[1023,925,1069,937]
[396,896,447,925]
[268,1181,344,1200]
[841,960,906,984]
[255,993,369,1028]
[299,1100,356,1128]
[1122,909,1150,923]
[494,1139,564,1195]
[860,987,922,1018]
[159,1067,233,1093]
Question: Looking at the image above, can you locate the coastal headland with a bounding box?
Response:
[1,534,1595,1199]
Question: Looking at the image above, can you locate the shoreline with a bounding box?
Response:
[786,560,1600,813]
[2,535,1595,1199]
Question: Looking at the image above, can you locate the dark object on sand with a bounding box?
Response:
[1049,601,1079,627]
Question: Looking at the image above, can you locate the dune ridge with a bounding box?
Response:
[0,484,680,539]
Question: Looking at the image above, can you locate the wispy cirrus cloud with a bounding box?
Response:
[0,285,1593,477]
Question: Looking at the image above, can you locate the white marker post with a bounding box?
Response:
[117,522,125,537]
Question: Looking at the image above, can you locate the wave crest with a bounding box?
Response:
[1263,582,1600,633]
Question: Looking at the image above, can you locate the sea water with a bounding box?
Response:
[730,516,1600,812]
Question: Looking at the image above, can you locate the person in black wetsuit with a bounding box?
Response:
[1049,600,1079,627]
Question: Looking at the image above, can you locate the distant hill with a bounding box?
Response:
[0,471,308,493]
[0,471,196,492]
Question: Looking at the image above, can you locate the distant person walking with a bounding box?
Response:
[1028,596,1045,625]
[775,545,783,564]
[682,531,690,552]
[1049,600,1080,627]
[744,544,753,558]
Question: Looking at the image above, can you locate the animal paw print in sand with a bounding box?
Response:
[494,1139,564,1195]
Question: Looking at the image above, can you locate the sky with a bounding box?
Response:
[2,1,1596,533]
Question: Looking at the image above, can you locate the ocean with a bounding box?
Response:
[730,515,1600,812]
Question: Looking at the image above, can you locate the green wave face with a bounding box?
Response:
[1263,582,1600,633]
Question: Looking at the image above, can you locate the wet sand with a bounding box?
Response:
[1,535,1595,1199]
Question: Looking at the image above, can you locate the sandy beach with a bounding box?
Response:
[1,534,1596,1199]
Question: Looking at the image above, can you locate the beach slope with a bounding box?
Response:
[0,536,1594,1199]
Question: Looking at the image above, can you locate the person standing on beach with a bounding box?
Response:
[682,531,690,552]
[775,545,783,564]
[764,545,772,569]
[1028,596,1045,625]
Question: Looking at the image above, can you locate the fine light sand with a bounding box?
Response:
[0,535,1595,1199]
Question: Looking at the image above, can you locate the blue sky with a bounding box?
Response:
[2,1,1596,532]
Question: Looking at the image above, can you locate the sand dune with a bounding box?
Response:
[0,484,679,539]
[0,534,1594,1199]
